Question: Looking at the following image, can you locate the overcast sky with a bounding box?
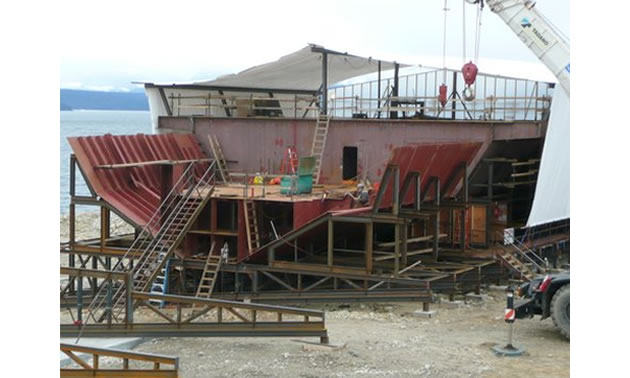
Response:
[59,0,569,92]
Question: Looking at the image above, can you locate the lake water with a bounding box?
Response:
[60,110,152,214]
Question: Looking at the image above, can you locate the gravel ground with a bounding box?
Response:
[60,211,133,242]
[119,296,569,378]
[61,213,569,377]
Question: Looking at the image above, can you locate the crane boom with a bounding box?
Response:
[484,0,570,96]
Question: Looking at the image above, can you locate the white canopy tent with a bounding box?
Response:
[195,44,403,91]
[145,44,406,131]
[525,86,570,227]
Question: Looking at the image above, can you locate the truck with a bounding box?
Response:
[514,272,570,339]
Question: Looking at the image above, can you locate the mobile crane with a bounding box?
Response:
[466,0,570,340]
[474,0,570,96]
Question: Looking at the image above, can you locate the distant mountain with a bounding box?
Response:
[60,89,149,111]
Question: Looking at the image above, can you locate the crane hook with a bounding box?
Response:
[463,86,476,101]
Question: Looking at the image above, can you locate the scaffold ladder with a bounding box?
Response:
[243,200,261,254]
[194,242,227,300]
[208,134,230,184]
[149,255,171,308]
[310,114,330,184]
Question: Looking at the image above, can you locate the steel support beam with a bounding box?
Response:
[393,165,400,216]
[433,212,440,260]
[365,222,373,274]
[321,52,328,115]
[394,223,400,276]
[486,161,494,246]
[390,63,399,119]
[158,87,173,116]
[401,219,408,267]
[327,219,334,266]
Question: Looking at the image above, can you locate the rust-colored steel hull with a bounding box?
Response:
[68,133,207,230]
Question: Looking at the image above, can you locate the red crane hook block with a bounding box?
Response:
[439,84,448,107]
[462,61,479,86]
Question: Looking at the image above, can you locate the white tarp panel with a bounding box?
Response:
[526,87,570,227]
[196,45,402,91]
[145,86,169,132]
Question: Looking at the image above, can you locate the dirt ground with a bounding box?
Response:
[61,213,569,377]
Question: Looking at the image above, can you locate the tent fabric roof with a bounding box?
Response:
[526,87,570,227]
[194,44,404,91]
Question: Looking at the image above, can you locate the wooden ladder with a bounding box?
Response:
[194,242,225,299]
[243,200,261,254]
[208,134,230,183]
[310,114,330,184]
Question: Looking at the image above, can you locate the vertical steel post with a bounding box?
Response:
[100,206,110,253]
[401,220,408,267]
[327,219,334,266]
[462,163,469,203]
[76,273,83,324]
[452,71,457,120]
[365,222,373,274]
[460,209,466,251]
[126,273,133,326]
[69,205,76,294]
[268,247,275,266]
[69,154,76,197]
[91,254,98,292]
[486,161,494,246]
[106,277,112,327]
[321,52,328,115]
[433,212,440,260]
[415,172,422,211]
[377,60,382,118]
[394,223,400,276]
[69,153,77,282]
[393,166,400,216]
[390,63,400,119]
[434,178,441,206]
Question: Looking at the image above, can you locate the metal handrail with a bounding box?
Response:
[496,231,545,273]
[128,164,215,287]
[109,163,216,317]
[77,161,215,338]
[114,162,220,306]
[510,235,547,268]
[77,162,198,326]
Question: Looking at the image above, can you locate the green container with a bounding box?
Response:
[280,157,315,195]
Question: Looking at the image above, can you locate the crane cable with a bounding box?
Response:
[474,1,483,64]
[461,0,483,101]
[442,0,449,84]
[462,0,466,65]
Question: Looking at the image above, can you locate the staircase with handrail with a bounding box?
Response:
[496,230,546,282]
[77,161,216,337]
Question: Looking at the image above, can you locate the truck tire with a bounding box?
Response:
[550,284,570,340]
